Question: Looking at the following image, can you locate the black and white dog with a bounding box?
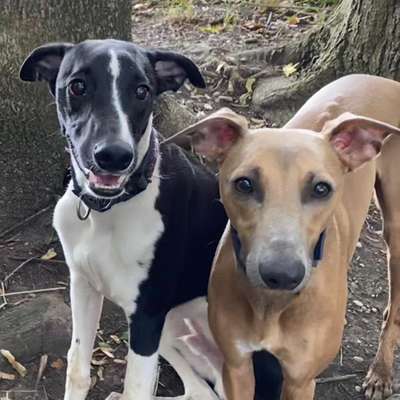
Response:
[20,39,227,400]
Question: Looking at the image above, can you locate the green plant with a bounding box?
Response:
[166,0,195,22]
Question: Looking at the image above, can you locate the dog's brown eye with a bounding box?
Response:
[136,85,149,100]
[313,182,332,199]
[234,177,253,194]
[69,79,86,96]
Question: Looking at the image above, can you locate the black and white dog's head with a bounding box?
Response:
[20,39,205,199]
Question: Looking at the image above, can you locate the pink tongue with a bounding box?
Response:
[89,172,120,186]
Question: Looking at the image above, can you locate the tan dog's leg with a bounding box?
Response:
[364,138,400,399]
[281,379,315,400]
[223,358,255,400]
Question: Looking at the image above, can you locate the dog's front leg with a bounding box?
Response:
[222,358,255,400]
[65,272,103,400]
[281,379,315,400]
[119,312,165,400]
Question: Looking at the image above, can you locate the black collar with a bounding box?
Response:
[230,224,327,268]
[71,129,159,214]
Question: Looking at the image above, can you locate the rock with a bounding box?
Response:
[0,294,71,368]
[252,75,295,125]
[154,94,196,140]
[353,300,364,308]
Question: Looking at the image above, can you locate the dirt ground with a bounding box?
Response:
[0,1,399,399]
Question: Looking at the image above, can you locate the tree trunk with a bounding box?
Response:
[0,0,131,231]
[252,0,400,125]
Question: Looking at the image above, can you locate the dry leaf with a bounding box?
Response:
[100,348,114,359]
[113,359,127,365]
[287,15,300,26]
[0,371,16,380]
[91,357,108,366]
[51,358,64,369]
[200,24,224,34]
[110,335,121,344]
[0,350,27,377]
[90,375,97,389]
[245,77,256,94]
[41,248,57,261]
[97,366,104,381]
[282,63,298,77]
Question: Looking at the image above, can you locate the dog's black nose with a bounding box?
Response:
[259,256,305,291]
[94,141,133,172]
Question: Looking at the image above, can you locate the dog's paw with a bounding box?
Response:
[105,392,122,400]
[363,366,393,400]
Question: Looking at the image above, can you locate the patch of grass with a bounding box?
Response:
[166,0,195,23]
[295,0,340,7]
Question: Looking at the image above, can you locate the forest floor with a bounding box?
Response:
[0,1,399,399]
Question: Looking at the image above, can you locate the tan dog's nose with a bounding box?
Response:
[259,251,306,291]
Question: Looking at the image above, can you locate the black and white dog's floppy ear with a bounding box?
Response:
[20,42,74,95]
[147,49,206,94]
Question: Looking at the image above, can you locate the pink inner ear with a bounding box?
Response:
[193,120,240,160]
[331,131,353,151]
[330,124,385,170]
[211,122,236,147]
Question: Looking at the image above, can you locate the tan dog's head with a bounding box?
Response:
[178,108,400,293]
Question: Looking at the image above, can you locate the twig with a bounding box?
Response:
[0,281,7,310]
[3,287,66,297]
[0,205,52,240]
[42,384,49,400]
[316,374,357,384]
[9,256,67,266]
[4,257,35,284]
[35,354,48,388]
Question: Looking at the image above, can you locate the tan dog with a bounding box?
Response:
[170,74,400,400]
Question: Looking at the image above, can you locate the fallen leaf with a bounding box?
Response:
[282,63,299,77]
[200,24,224,34]
[113,359,127,365]
[51,358,64,369]
[110,335,121,344]
[90,375,97,389]
[239,93,251,105]
[287,15,300,26]
[100,348,114,359]
[245,77,256,94]
[0,350,27,377]
[91,357,108,366]
[97,366,104,381]
[243,21,264,31]
[0,371,16,380]
[41,248,57,261]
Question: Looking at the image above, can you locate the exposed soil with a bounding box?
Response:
[0,1,399,399]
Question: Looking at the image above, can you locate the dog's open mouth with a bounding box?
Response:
[88,171,127,197]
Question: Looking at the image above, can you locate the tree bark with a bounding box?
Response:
[252,0,400,125]
[0,0,131,230]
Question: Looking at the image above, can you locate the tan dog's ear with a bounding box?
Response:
[165,108,248,162]
[323,112,400,171]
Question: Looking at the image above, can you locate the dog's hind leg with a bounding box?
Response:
[158,346,221,400]
[157,299,223,400]
[65,272,103,400]
[364,137,400,400]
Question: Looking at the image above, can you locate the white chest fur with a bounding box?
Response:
[53,164,164,315]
